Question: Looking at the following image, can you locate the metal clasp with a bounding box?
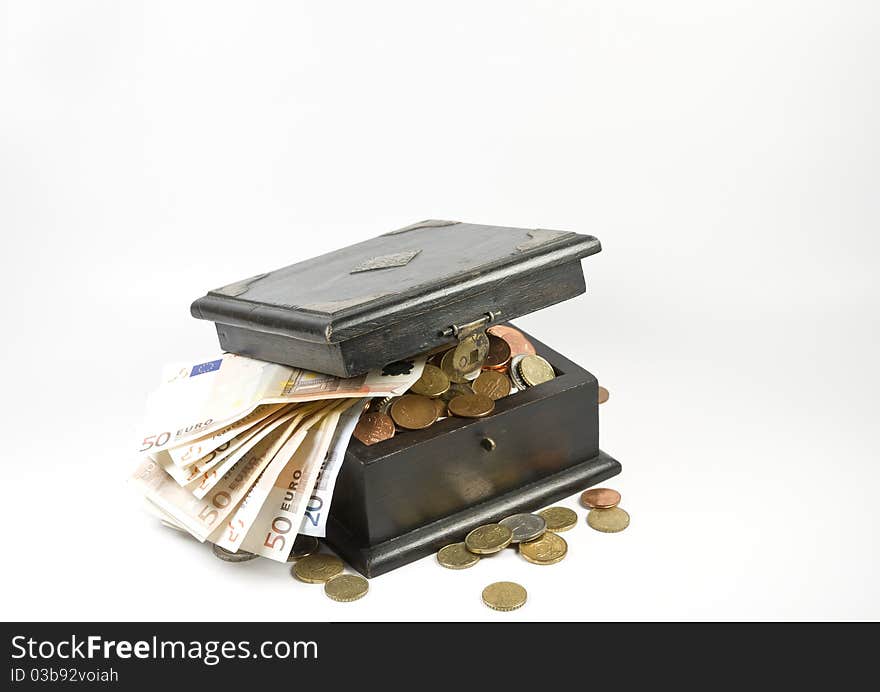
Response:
[440,311,499,340]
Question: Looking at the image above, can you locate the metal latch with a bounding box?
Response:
[439,311,499,340]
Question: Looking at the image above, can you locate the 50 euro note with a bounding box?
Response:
[131,413,304,542]
[136,352,426,457]
[211,399,355,552]
[239,402,355,561]
[297,399,364,537]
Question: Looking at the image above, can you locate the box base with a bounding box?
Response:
[324,449,621,578]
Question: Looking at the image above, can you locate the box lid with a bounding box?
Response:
[191,220,601,373]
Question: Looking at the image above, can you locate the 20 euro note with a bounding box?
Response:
[240,405,349,561]
[297,400,364,537]
[136,353,425,457]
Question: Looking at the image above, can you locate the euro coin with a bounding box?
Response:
[440,348,479,384]
[508,355,529,390]
[324,574,369,602]
[390,394,438,430]
[465,524,513,554]
[518,355,556,387]
[537,506,577,532]
[587,507,630,533]
[448,393,495,418]
[485,334,512,369]
[353,411,395,445]
[580,487,621,509]
[499,513,546,543]
[598,386,610,404]
[409,364,450,397]
[292,553,344,583]
[472,370,511,400]
[487,325,536,356]
[437,542,480,569]
[451,332,490,376]
[518,531,567,565]
[286,535,320,562]
[482,581,527,611]
[212,544,258,563]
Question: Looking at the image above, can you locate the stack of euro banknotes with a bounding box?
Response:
[131,353,426,562]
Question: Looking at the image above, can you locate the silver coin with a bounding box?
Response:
[287,535,320,562]
[499,513,547,543]
[508,355,529,390]
[211,543,258,563]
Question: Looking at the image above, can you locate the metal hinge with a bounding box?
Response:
[440,311,499,340]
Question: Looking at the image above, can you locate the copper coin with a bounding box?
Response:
[487,325,536,356]
[484,334,512,368]
[353,411,395,445]
[598,386,610,404]
[448,393,495,418]
[390,394,437,430]
[580,487,621,509]
[472,370,512,400]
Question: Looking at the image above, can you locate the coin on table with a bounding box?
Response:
[390,394,438,430]
[440,348,479,384]
[465,524,513,554]
[537,506,578,532]
[437,542,480,569]
[482,581,527,611]
[448,393,495,418]
[292,553,344,583]
[324,574,369,602]
[409,364,450,397]
[487,325,536,356]
[580,487,621,510]
[212,544,258,563]
[598,386,610,404]
[286,535,320,562]
[484,333,512,369]
[518,354,556,387]
[587,507,630,533]
[518,531,568,565]
[353,411,396,445]
[499,513,546,544]
[472,370,511,401]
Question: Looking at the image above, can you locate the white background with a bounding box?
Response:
[1,1,878,621]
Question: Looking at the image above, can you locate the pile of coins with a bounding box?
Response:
[353,325,558,446]
[436,489,627,611]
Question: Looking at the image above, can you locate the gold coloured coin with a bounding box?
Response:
[286,535,320,562]
[518,531,568,565]
[472,370,511,400]
[440,348,478,384]
[580,487,621,509]
[451,332,490,377]
[482,581,527,611]
[448,393,495,418]
[464,524,513,554]
[324,574,369,602]
[598,386,610,404]
[437,542,480,569]
[292,553,344,583]
[390,394,438,430]
[587,507,630,533]
[353,411,395,446]
[537,506,578,532]
[409,364,450,397]
[518,355,556,387]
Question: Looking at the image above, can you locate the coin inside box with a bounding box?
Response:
[191,220,622,577]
